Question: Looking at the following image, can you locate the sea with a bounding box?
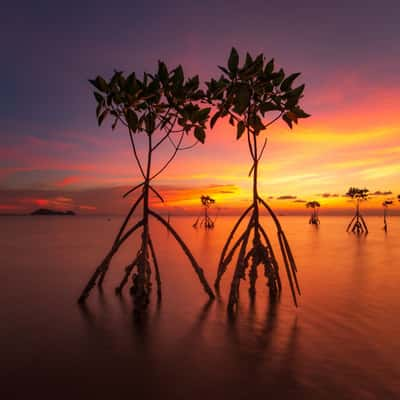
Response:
[0,215,399,399]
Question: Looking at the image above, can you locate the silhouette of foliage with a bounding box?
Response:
[201,195,215,208]
[306,201,320,225]
[78,63,215,311]
[345,187,369,234]
[207,48,309,309]
[346,187,369,201]
[382,199,393,232]
[193,195,216,229]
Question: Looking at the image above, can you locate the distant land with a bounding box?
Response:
[30,209,76,216]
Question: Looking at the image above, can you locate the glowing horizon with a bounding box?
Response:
[1,1,399,215]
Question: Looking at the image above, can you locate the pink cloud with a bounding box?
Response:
[55,176,82,187]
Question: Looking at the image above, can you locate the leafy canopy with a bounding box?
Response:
[206,47,310,140]
[89,62,210,143]
[346,187,369,200]
[201,195,215,207]
[306,201,320,208]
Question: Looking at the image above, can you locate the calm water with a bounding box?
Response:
[0,215,399,399]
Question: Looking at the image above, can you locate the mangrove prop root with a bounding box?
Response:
[193,214,215,229]
[149,210,215,300]
[346,215,356,232]
[98,192,144,286]
[78,194,214,310]
[78,169,215,310]
[258,224,282,292]
[148,234,162,300]
[227,217,253,310]
[347,214,368,235]
[131,248,152,310]
[215,229,248,290]
[220,196,300,310]
[309,215,320,225]
[215,204,254,289]
[77,219,144,304]
[115,254,139,294]
[193,195,216,229]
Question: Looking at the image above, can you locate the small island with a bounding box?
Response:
[30,208,76,216]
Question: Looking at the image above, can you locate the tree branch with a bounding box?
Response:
[150,132,184,180]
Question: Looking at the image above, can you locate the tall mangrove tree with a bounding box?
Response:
[207,48,310,309]
[78,63,215,310]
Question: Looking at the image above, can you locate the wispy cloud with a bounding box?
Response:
[277,195,297,200]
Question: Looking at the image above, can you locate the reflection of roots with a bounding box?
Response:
[346,214,368,235]
[309,215,320,225]
[78,203,214,310]
[193,216,214,229]
[215,198,300,310]
[115,233,161,310]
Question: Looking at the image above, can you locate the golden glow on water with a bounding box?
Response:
[0,216,399,398]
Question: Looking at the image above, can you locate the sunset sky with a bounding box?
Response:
[1,0,399,215]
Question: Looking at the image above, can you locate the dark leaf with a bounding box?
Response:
[293,107,310,118]
[158,61,168,83]
[126,109,138,131]
[148,79,160,94]
[89,76,108,92]
[198,107,211,122]
[185,76,199,92]
[233,85,251,114]
[239,57,261,80]
[173,65,184,88]
[95,103,102,117]
[253,54,264,73]
[210,111,221,128]
[264,59,274,76]
[218,65,230,75]
[249,114,264,133]
[282,113,293,129]
[98,110,108,126]
[288,84,305,99]
[273,68,285,85]
[116,73,126,89]
[244,53,253,68]
[236,121,245,139]
[228,48,239,73]
[126,72,138,93]
[194,126,206,143]
[260,102,281,113]
[94,92,104,104]
[145,112,156,134]
[286,111,298,124]
[280,73,301,91]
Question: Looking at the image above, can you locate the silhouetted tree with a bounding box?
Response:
[346,187,369,234]
[78,64,215,310]
[382,200,393,232]
[207,48,310,309]
[306,201,320,225]
[193,195,216,229]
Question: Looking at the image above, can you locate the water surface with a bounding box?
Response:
[1,215,399,399]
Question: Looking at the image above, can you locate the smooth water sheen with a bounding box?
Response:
[0,215,399,399]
